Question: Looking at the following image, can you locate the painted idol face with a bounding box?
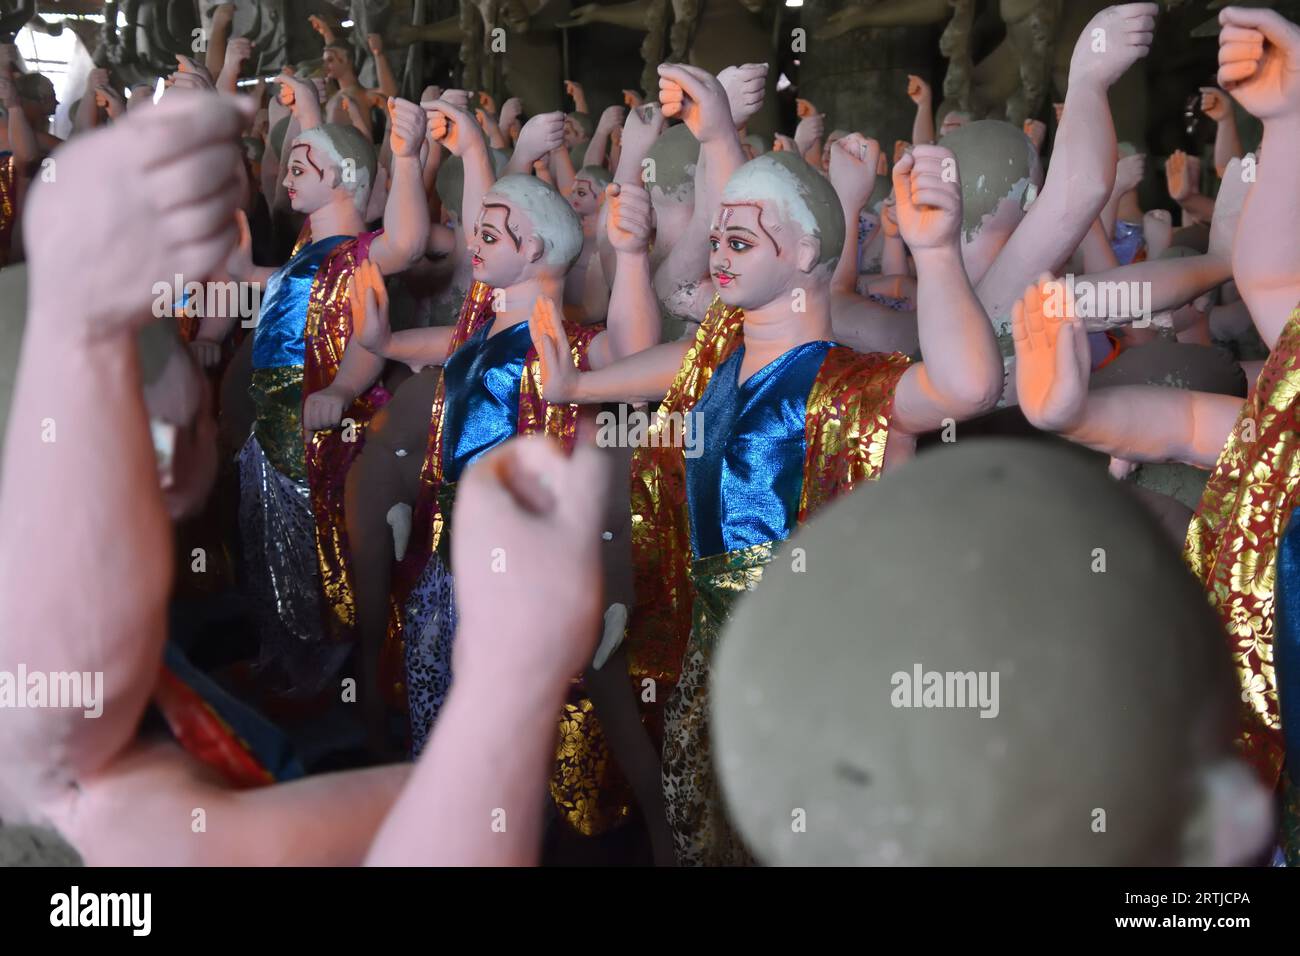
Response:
[283,141,338,214]
[709,201,802,310]
[470,199,536,288]
[568,177,600,218]
[323,47,349,81]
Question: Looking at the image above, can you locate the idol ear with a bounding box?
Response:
[524,234,546,265]
[796,234,820,274]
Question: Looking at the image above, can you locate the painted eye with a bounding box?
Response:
[728,239,751,253]
[709,238,720,251]
[482,232,496,244]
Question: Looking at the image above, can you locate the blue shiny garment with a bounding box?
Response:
[1111,219,1144,266]
[251,235,350,370]
[440,318,532,483]
[1274,506,1300,784]
[686,341,833,560]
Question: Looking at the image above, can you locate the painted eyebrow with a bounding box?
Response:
[481,202,521,250]
[290,144,324,179]
[720,202,781,255]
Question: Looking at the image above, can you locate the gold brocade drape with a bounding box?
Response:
[1184,304,1300,789]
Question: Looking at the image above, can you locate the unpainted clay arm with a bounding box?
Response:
[1012,275,1239,468]
[1232,122,1300,348]
[550,143,577,196]
[0,325,171,814]
[891,147,1003,434]
[55,740,409,865]
[977,3,1158,326]
[366,435,609,865]
[1079,254,1231,326]
[1056,386,1241,469]
[369,102,432,275]
[530,294,688,403]
[1078,218,1120,274]
[977,76,1116,323]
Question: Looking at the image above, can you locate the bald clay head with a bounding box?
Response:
[289,123,378,215]
[645,124,701,245]
[710,151,844,311]
[713,439,1273,865]
[940,120,1043,281]
[470,174,583,287]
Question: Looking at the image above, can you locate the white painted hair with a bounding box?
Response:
[294,125,375,214]
[720,152,845,267]
[485,174,583,267]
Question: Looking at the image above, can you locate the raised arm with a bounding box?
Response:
[907,75,935,145]
[426,98,496,231]
[366,434,607,865]
[504,111,565,176]
[206,3,236,79]
[825,134,922,355]
[1101,151,1145,239]
[892,145,1004,435]
[1166,150,1215,225]
[216,35,255,96]
[584,105,627,169]
[1215,5,1300,348]
[978,3,1157,325]
[351,258,455,369]
[587,181,662,368]
[0,93,250,814]
[530,295,689,404]
[74,68,110,132]
[827,133,881,293]
[1202,86,1244,178]
[368,34,399,98]
[565,80,590,116]
[369,98,432,275]
[549,142,578,196]
[651,63,756,316]
[1013,275,1240,468]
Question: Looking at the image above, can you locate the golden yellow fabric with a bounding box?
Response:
[249,366,307,483]
[1184,304,1300,788]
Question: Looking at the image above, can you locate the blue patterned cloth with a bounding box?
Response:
[1275,507,1300,784]
[686,341,833,559]
[1111,219,1144,266]
[439,319,532,483]
[252,235,350,370]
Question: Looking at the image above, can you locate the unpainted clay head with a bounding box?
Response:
[741,133,766,161]
[713,439,1272,866]
[16,72,56,122]
[564,111,594,148]
[287,123,378,215]
[322,44,354,81]
[710,151,844,310]
[645,123,700,209]
[940,119,1043,280]
[471,174,583,286]
[570,165,611,218]
[435,149,509,227]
